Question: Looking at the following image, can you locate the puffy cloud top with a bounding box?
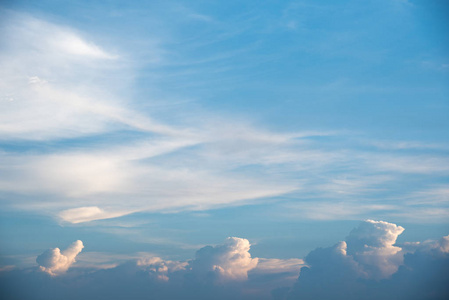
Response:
[189,237,259,281]
[2,228,448,300]
[36,240,84,275]
[286,220,449,300]
[346,220,404,251]
[346,219,405,279]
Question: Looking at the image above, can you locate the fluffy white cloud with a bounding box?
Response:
[298,220,405,281]
[36,240,84,275]
[345,219,405,279]
[285,220,449,300]
[189,237,259,281]
[2,228,449,300]
[34,237,258,282]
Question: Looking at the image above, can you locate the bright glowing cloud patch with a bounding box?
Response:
[189,237,259,281]
[345,219,405,279]
[59,207,132,223]
[36,240,84,275]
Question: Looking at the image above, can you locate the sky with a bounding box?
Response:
[0,0,448,299]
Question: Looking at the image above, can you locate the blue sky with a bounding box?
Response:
[0,0,448,299]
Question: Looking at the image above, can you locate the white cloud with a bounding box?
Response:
[6,229,448,299]
[292,220,406,281]
[52,33,117,59]
[1,11,448,227]
[282,201,398,221]
[189,237,259,281]
[6,13,117,60]
[0,139,297,221]
[36,240,84,275]
[0,12,176,141]
[287,220,449,299]
[0,13,303,221]
[371,155,449,174]
[345,219,405,279]
[59,207,132,223]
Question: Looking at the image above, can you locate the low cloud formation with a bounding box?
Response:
[36,240,84,275]
[0,237,293,300]
[284,220,449,300]
[189,237,258,281]
[1,226,448,299]
[137,256,188,281]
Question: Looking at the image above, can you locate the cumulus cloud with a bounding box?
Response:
[36,240,84,275]
[0,237,282,300]
[345,219,405,279]
[189,237,259,281]
[2,229,449,299]
[285,220,449,300]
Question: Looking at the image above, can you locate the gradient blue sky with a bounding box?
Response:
[0,0,448,298]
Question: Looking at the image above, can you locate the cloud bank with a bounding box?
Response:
[2,221,448,299]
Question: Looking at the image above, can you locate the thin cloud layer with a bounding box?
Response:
[0,12,176,140]
[59,206,132,223]
[0,11,448,225]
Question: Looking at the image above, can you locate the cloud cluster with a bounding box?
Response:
[34,237,259,282]
[284,220,449,300]
[2,222,448,299]
[36,240,84,275]
[12,237,282,300]
[136,256,188,282]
